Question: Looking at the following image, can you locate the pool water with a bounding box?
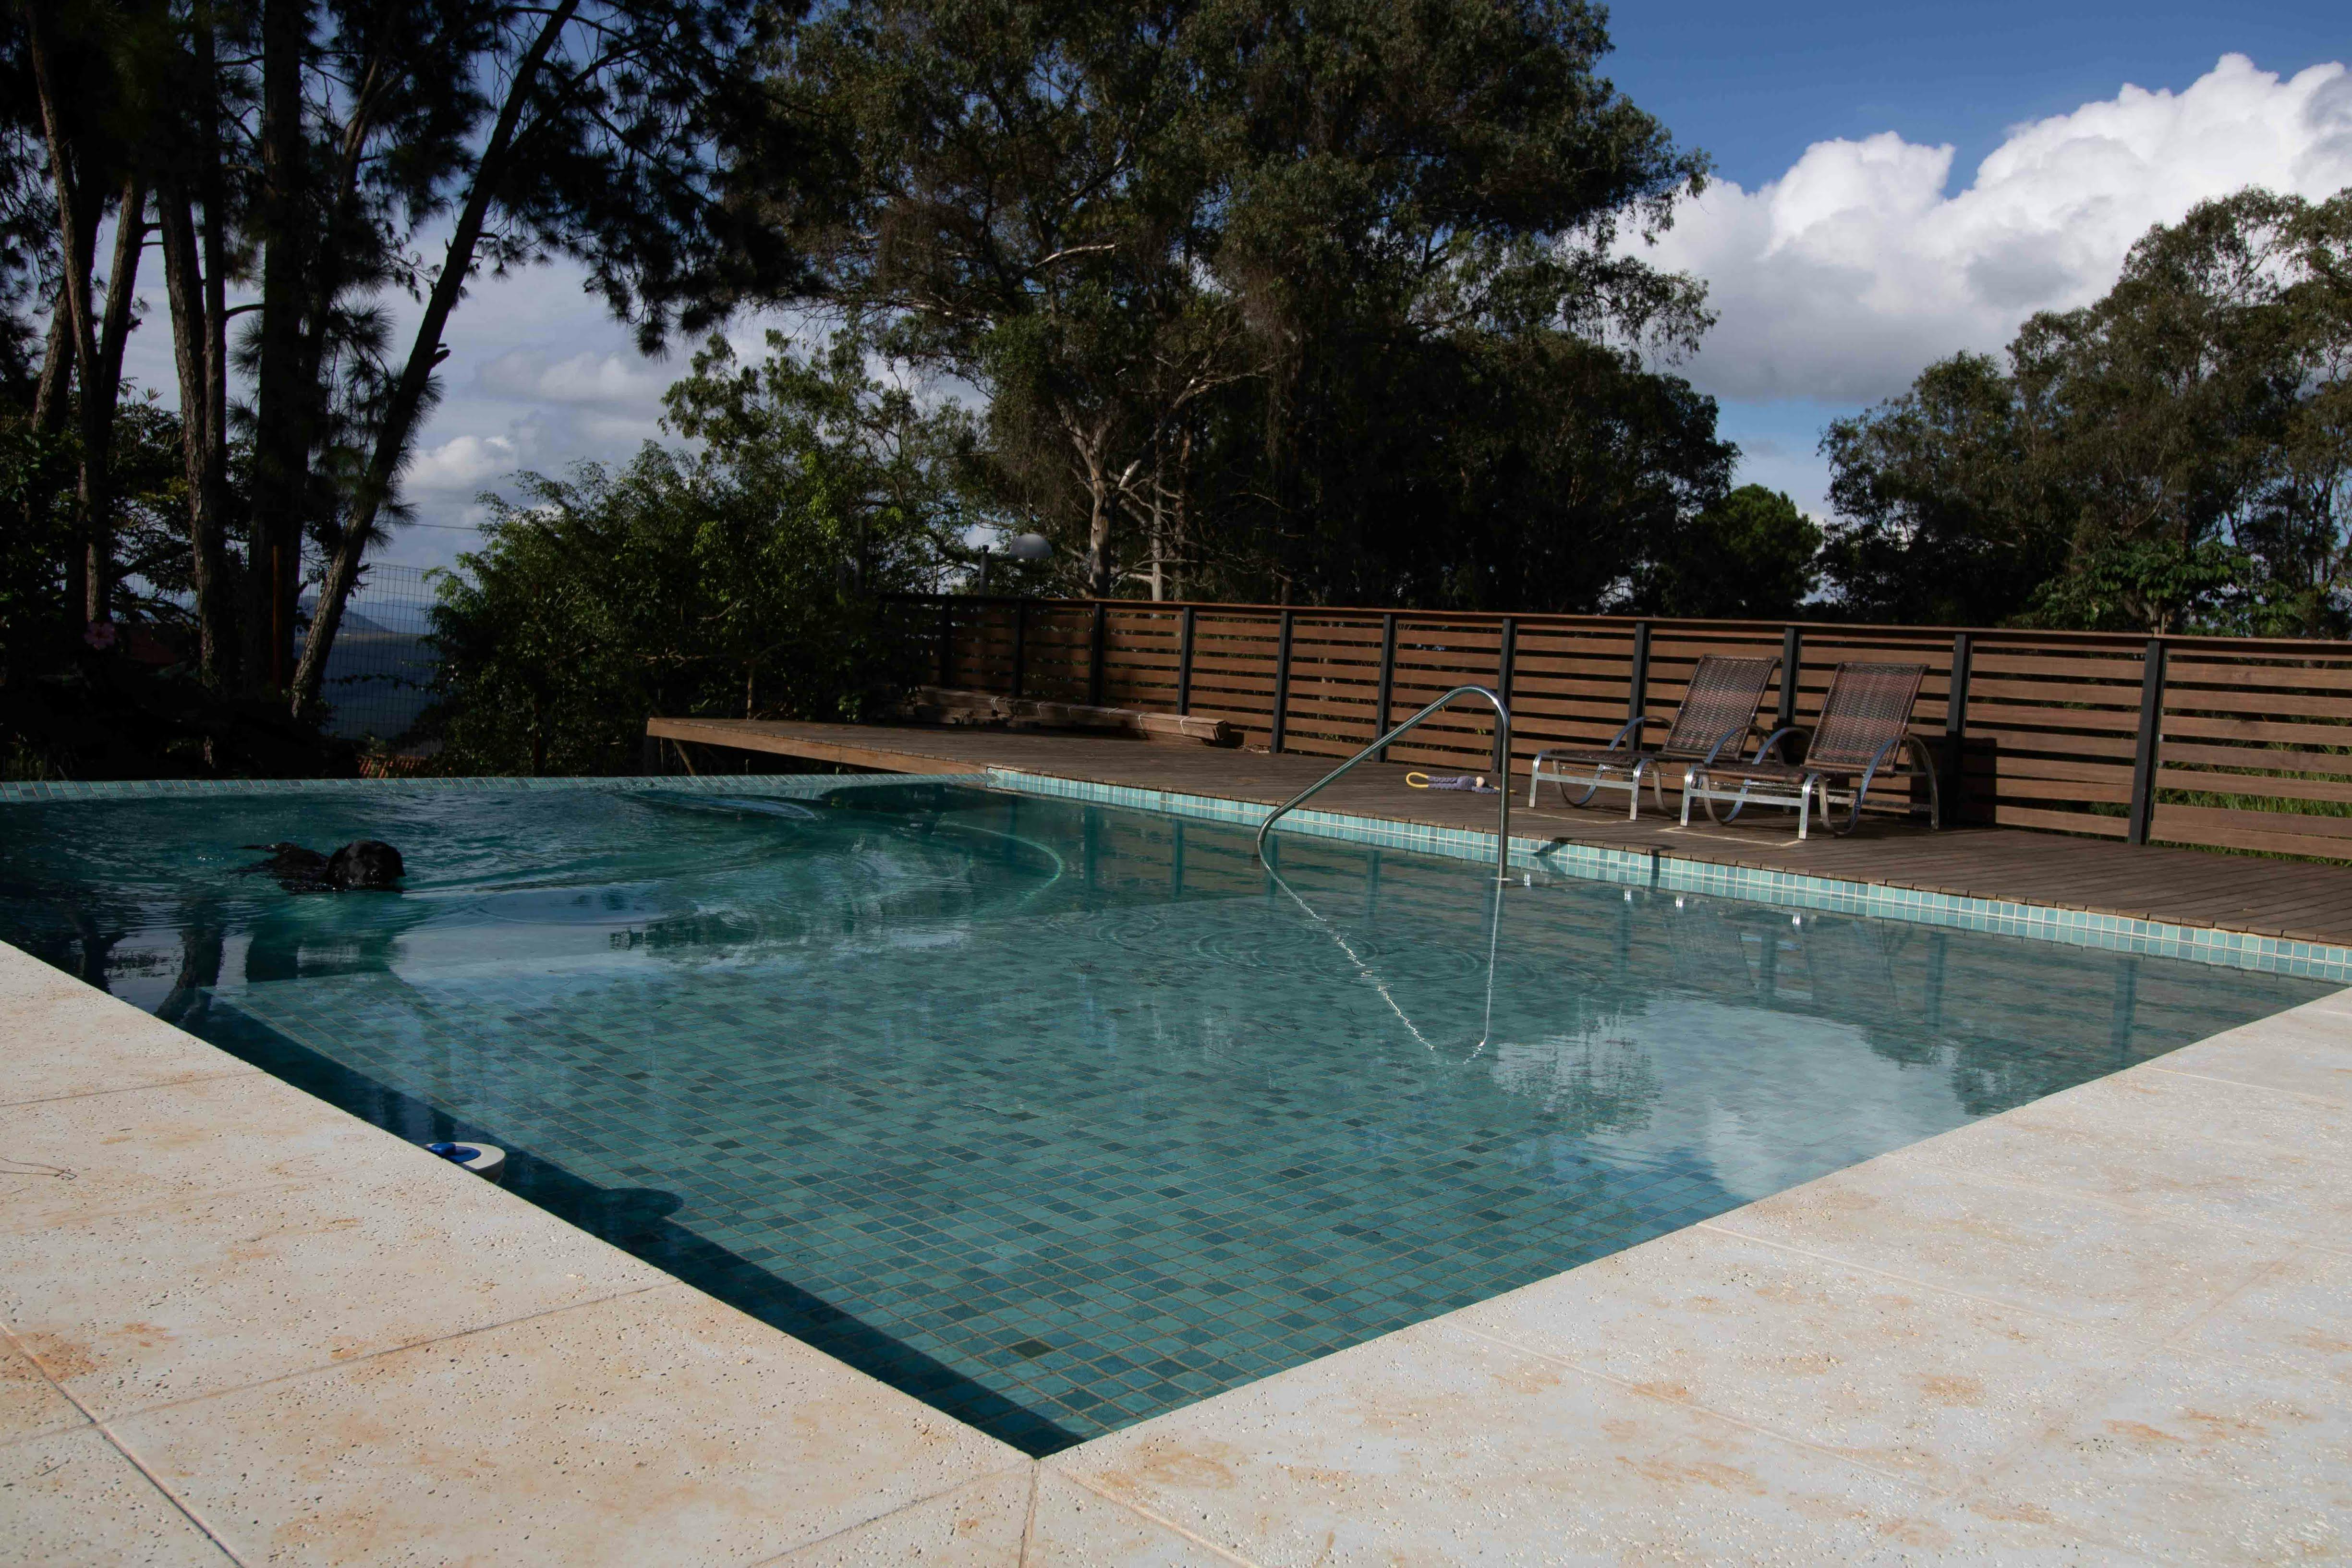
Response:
[0,778,2326,1453]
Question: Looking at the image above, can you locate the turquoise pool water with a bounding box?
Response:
[0,777,2327,1452]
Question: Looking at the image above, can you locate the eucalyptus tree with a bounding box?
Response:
[1823,190,2352,635]
[767,0,1224,596]
[1180,0,1716,607]
[736,0,1718,608]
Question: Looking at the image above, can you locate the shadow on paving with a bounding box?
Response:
[188,997,1086,1457]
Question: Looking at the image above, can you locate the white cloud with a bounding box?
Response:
[1643,54,2352,404]
[404,433,521,492]
[478,347,668,406]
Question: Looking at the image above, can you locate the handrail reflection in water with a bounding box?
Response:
[1261,856,1506,1058]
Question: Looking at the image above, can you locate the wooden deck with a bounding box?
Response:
[647,717,2352,946]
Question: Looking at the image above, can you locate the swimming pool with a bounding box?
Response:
[0,776,2327,1453]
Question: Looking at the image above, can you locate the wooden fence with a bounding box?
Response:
[882,595,2352,863]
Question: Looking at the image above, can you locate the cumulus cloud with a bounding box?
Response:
[405,433,522,492]
[1641,54,2352,404]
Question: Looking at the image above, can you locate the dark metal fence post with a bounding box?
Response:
[1087,602,1107,706]
[937,596,954,687]
[1374,613,1398,762]
[2127,638,2168,846]
[1942,633,1972,827]
[1270,608,1295,754]
[1010,601,1029,699]
[1626,620,1651,724]
[1495,617,1518,774]
[1176,605,1196,715]
[1777,625,1802,731]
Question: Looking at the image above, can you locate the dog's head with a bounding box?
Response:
[328,839,406,889]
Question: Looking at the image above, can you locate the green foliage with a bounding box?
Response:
[1818,353,2070,625]
[422,336,965,775]
[1822,190,2352,634]
[0,422,77,679]
[2026,539,2252,634]
[749,0,1723,608]
[1634,484,1821,620]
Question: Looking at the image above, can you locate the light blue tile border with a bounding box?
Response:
[0,772,991,802]
[981,766,2352,985]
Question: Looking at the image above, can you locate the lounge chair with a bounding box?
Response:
[1680,661,1939,839]
[1526,654,1781,819]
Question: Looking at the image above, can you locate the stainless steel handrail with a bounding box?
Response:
[1254,685,1513,884]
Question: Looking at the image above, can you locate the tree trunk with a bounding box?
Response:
[22,0,100,627]
[249,0,312,692]
[159,180,235,687]
[289,0,583,718]
[1069,420,1116,598]
[30,286,73,436]
[80,173,148,623]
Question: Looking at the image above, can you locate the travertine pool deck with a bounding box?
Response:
[8,788,2352,1560]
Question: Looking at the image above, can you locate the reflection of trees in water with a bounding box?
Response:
[1661,907,2192,1119]
[157,902,228,1028]
[237,889,437,986]
[628,798,1071,968]
[0,882,170,996]
[1945,959,2140,1118]
[1486,1026,1659,1131]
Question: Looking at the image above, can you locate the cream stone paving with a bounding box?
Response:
[1954,1344,2352,1564]
[0,1330,87,1446]
[769,1470,1033,1565]
[2157,1010,2352,1105]
[0,1425,235,1568]
[4,940,2351,1564]
[1024,1471,1249,1565]
[109,1284,1029,1567]
[0,952,257,1108]
[1888,1067,2352,1244]
[1703,1154,2298,1333]
[0,1098,669,1419]
[1443,1227,2141,1495]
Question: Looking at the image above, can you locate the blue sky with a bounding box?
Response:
[118,8,2347,574]
[1604,1,2346,189]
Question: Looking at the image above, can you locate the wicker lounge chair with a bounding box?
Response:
[1526,654,1781,819]
[1680,661,1939,839]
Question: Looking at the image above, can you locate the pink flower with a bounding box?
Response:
[84,620,118,651]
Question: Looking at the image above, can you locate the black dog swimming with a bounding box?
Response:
[240,839,406,892]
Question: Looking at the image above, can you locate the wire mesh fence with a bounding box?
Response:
[298,563,442,745]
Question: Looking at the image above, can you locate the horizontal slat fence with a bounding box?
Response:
[881,596,2352,863]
